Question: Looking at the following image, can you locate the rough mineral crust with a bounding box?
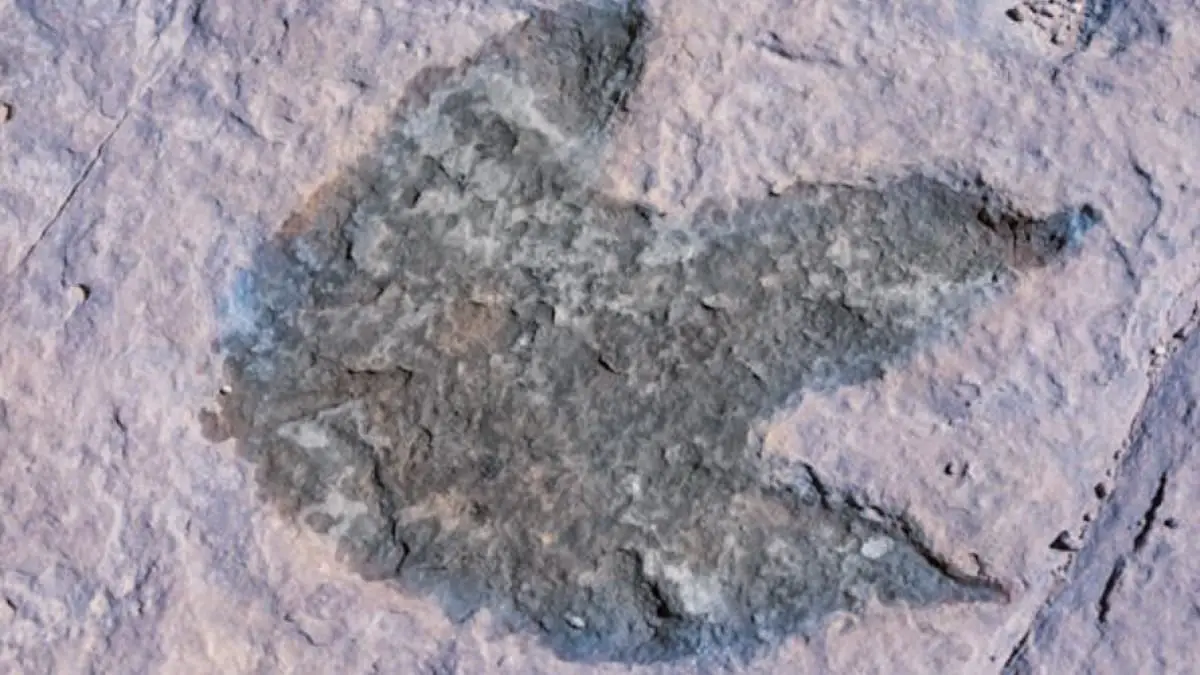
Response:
[204,3,1096,665]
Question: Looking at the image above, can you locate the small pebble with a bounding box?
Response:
[1163,517,1179,529]
[860,536,894,560]
[219,384,233,395]
[88,592,111,617]
[0,102,11,123]
[66,284,90,306]
[565,614,586,629]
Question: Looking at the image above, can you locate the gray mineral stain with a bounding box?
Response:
[206,3,1097,665]
[1079,0,1167,54]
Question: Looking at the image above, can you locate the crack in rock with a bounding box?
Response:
[203,3,1097,665]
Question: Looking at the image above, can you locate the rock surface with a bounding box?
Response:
[1,0,1198,673]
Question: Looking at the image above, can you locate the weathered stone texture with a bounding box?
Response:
[2,0,1199,672]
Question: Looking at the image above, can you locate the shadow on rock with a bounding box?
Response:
[201,2,1098,665]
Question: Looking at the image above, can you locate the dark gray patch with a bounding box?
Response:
[1079,0,1168,54]
[209,3,1095,665]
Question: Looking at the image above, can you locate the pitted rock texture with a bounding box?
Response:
[1005,0,1166,53]
[206,3,1096,665]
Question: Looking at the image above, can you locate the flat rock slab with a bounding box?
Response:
[1,0,1199,673]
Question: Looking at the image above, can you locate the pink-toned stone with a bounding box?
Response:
[2,0,1198,672]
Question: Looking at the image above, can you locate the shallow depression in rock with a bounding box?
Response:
[203,3,1095,665]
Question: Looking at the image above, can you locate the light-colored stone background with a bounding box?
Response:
[1,0,1196,672]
